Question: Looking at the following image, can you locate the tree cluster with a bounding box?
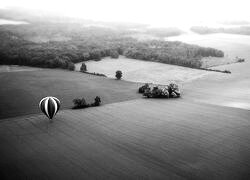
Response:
[72,96,101,109]
[139,83,181,98]
[115,70,122,80]
[123,40,224,68]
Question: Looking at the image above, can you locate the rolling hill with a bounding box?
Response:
[167,33,250,110]
[0,68,141,119]
[1,24,250,179]
[1,99,250,179]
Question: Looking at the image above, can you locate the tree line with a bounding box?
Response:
[0,24,224,70]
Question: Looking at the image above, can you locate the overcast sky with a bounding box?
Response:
[1,0,250,27]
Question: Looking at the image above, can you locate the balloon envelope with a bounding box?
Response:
[39,96,60,119]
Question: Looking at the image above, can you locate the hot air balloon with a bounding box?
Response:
[39,96,60,120]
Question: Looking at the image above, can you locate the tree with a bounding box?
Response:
[138,83,150,93]
[90,50,102,61]
[67,62,75,71]
[82,52,90,61]
[115,70,122,80]
[110,50,119,58]
[72,97,89,109]
[93,96,101,106]
[80,62,87,72]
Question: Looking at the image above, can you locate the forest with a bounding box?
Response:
[0,21,224,70]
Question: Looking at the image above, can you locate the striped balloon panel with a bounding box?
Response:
[39,97,60,119]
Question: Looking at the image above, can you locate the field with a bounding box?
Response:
[1,99,250,179]
[0,68,141,119]
[167,33,250,109]
[75,56,214,85]
[167,33,250,65]
[0,65,41,73]
[1,58,250,179]
[1,32,250,179]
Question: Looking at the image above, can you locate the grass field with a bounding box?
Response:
[0,65,41,73]
[1,99,250,179]
[1,32,250,179]
[75,56,214,85]
[74,33,250,110]
[167,33,250,110]
[168,33,250,63]
[167,33,250,68]
[0,68,141,119]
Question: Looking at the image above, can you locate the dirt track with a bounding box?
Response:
[1,99,250,179]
